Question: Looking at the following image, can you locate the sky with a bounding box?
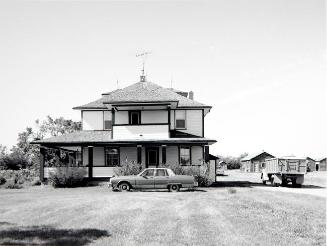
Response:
[0,0,326,158]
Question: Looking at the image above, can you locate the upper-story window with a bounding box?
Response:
[129,111,141,125]
[175,110,186,129]
[104,111,112,130]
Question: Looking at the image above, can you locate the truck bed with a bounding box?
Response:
[264,158,307,175]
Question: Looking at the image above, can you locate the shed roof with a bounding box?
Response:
[241,151,275,161]
[73,81,211,109]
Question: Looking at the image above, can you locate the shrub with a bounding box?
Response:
[31,178,41,186]
[3,178,22,189]
[49,168,87,188]
[0,175,6,185]
[161,162,213,187]
[114,161,143,176]
[0,169,38,186]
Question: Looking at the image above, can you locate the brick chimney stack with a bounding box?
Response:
[189,91,194,100]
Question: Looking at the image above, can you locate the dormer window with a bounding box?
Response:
[175,110,186,129]
[129,111,141,125]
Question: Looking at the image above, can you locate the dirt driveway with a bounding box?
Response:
[216,170,327,198]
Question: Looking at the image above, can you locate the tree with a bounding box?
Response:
[1,116,81,170]
[218,153,248,170]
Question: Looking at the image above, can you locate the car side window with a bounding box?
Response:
[156,169,167,176]
[142,169,154,177]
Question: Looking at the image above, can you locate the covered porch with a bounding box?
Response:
[32,131,216,181]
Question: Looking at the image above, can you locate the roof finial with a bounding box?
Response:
[136,51,151,82]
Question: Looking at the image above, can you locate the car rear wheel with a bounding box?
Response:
[169,184,180,192]
[118,182,130,192]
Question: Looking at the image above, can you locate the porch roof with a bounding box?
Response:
[31,130,217,146]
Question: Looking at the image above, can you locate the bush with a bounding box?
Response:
[0,169,38,186]
[49,168,87,188]
[0,175,6,185]
[31,178,41,186]
[114,161,143,176]
[161,162,213,187]
[3,178,22,189]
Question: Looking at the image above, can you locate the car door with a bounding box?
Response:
[135,169,155,189]
[154,169,170,189]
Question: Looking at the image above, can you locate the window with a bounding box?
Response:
[175,110,186,129]
[180,146,191,165]
[105,147,120,166]
[156,169,167,176]
[104,111,112,130]
[141,169,155,177]
[129,111,141,125]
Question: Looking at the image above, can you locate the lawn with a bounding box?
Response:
[0,183,325,246]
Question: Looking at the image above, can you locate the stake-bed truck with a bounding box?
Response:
[261,157,307,187]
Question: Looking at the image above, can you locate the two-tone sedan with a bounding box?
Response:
[109,168,198,192]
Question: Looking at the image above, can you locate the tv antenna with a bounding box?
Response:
[136,51,151,82]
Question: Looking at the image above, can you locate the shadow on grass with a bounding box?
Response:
[130,188,207,192]
[211,181,325,189]
[0,225,110,246]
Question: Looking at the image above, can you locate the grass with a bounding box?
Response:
[0,184,325,246]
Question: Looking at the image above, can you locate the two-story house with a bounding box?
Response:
[33,75,217,180]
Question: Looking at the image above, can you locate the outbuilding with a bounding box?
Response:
[241,151,275,173]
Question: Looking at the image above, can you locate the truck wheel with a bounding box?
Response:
[262,180,266,185]
[118,182,130,192]
[271,178,279,187]
[169,184,180,192]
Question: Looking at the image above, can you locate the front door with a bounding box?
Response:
[146,147,159,168]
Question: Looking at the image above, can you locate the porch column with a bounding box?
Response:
[88,146,93,178]
[204,145,210,163]
[137,145,142,164]
[39,147,46,182]
[162,145,166,164]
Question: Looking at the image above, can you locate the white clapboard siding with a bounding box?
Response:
[82,111,103,130]
[120,147,138,164]
[113,125,169,139]
[94,147,105,166]
[115,111,129,124]
[170,110,203,137]
[93,167,116,177]
[192,146,204,164]
[141,111,168,124]
[44,167,88,178]
[166,146,178,165]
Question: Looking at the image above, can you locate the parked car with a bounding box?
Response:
[109,168,198,192]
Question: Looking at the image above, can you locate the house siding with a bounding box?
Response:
[82,111,104,130]
[170,110,203,137]
[113,125,169,139]
[115,111,129,124]
[141,110,168,124]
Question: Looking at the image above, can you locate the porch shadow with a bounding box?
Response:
[0,225,110,246]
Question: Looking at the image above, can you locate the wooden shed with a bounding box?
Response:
[316,157,327,171]
[306,157,316,172]
[241,151,275,173]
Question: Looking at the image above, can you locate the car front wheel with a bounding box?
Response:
[169,184,180,192]
[118,182,130,192]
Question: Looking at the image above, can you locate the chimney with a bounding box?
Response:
[189,91,194,100]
